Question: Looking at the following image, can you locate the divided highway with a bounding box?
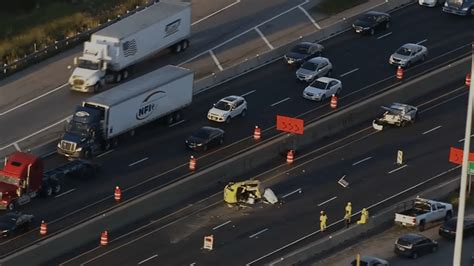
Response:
[57,81,469,265]
[0,2,471,261]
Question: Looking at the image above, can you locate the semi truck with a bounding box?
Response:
[0,152,99,211]
[58,65,194,158]
[443,0,474,15]
[69,0,191,92]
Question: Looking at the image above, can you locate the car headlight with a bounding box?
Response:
[75,147,83,152]
[57,143,61,148]
[461,7,469,10]
[316,93,322,97]
[196,143,203,146]
[363,27,370,30]
[444,2,448,6]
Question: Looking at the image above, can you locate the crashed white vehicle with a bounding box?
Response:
[372,103,418,130]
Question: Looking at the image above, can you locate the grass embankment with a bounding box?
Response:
[317,0,369,15]
[0,0,147,64]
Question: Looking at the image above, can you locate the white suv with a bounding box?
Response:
[207,96,247,123]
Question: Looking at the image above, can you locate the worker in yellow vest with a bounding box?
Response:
[344,202,352,228]
[357,208,369,224]
[320,211,328,232]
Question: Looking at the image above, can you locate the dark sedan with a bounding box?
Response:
[352,11,391,35]
[439,218,474,239]
[394,233,438,259]
[185,126,225,151]
[284,42,324,66]
[0,212,34,238]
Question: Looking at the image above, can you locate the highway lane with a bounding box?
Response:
[55,82,470,265]
[0,0,307,151]
[0,4,471,256]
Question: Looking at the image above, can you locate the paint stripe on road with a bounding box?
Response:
[54,188,76,198]
[281,188,302,199]
[13,143,21,151]
[255,27,274,50]
[97,149,114,158]
[191,0,241,26]
[270,97,291,107]
[388,164,408,174]
[249,228,268,238]
[317,196,337,206]
[209,50,224,71]
[352,156,372,166]
[129,157,149,167]
[422,125,442,135]
[339,68,359,78]
[169,120,186,128]
[298,5,321,29]
[241,90,256,97]
[138,254,158,265]
[376,32,392,40]
[213,220,232,230]
[416,39,428,45]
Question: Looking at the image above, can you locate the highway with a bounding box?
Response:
[0,3,471,258]
[55,80,469,265]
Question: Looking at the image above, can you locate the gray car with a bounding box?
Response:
[389,43,428,68]
[296,57,333,82]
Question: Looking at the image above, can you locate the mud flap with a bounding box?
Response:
[263,188,278,204]
[372,120,384,131]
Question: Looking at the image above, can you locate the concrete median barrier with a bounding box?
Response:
[1,53,469,265]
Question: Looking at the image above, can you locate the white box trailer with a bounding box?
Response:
[69,0,191,93]
[58,65,194,158]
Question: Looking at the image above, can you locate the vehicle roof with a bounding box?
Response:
[95,1,190,40]
[295,42,315,48]
[385,102,416,112]
[307,57,328,64]
[1,152,39,177]
[220,95,243,103]
[400,233,427,242]
[316,77,339,83]
[401,43,424,50]
[199,126,223,133]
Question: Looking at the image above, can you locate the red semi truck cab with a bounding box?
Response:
[0,152,59,211]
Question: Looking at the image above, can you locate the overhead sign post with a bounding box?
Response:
[276,115,304,135]
[450,147,474,195]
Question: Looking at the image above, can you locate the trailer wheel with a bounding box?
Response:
[122,70,129,80]
[115,73,122,83]
[182,40,189,50]
[174,43,182,53]
[41,185,53,198]
[53,183,61,194]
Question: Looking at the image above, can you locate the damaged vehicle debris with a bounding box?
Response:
[223,180,278,207]
[372,102,418,131]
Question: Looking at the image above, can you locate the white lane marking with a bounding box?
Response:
[169,120,186,128]
[422,125,442,135]
[0,83,68,116]
[191,0,241,26]
[416,39,428,45]
[298,5,321,29]
[317,196,337,206]
[388,164,408,174]
[457,134,474,143]
[246,165,461,265]
[241,90,256,97]
[97,149,114,158]
[352,156,372,166]
[270,97,291,107]
[209,50,224,71]
[13,143,21,151]
[255,27,274,50]
[138,254,158,265]
[376,32,392,40]
[249,228,269,238]
[0,116,71,152]
[339,68,359,78]
[213,220,232,230]
[54,188,76,198]
[129,157,149,167]
[179,0,310,66]
[281,188,302,199]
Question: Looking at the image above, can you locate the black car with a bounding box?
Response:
[394,233,438,259]
[439,217,474,239]
[352,11,391,35]
[185,126,225,151]
[0,212,34,238]
[284,42,324,66]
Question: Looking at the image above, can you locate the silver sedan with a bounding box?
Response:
[389,43,428,68]
[302,77,342,101]
[295,57,333,82]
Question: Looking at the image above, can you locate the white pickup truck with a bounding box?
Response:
[394,197,453,231]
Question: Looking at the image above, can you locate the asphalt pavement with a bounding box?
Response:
[0,3,471,258]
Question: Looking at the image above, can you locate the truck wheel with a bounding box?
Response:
[93,83,101,93]
[412,252,418,259]
[129,129,135,137]
[401,121,407,127]
[182,40,189,50]
[445,211,453,221]
[7,202,15,211]
[174,43,182,53]
[419,220,426,232]
[41,186,53,198]
[370,28,375,35]
[83,149,92,159]
[122,70,129,80]
[431,245,438,253]
[115,73,122,83]
[225,116,231,124]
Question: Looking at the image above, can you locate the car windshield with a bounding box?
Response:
[0,174,20,186]
[311,80,328,89]
[214,101,231,111]
[359,14,376,22]
[291,45,310,54]
[77,59,100,70]
[193,129,211,139]
[396,47,413,56]
[301,61,318,71]
[66,121,91,137]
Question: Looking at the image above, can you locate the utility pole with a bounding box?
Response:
[453,43,474,266]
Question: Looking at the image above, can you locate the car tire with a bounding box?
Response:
[122,70,129,80]
[93,83,101,93]
[166,114,174,125]
[226,116,231,124]
[83,149,92,159]
[336,88,341,96]
[241,109,246,118]
[412,252,419,259]
[385,21,390,29]
[401,120,407,127]
[445,211,453,221]
[405,62,411,69]
[182,40,189,50]
[115,73,122,83]
[219,137,224,145]
[419,220,426,231]
[327,70,333,77]
[421,55,426,62]
[370,28,375,35]
[174,43,182,53]
[431,245,438,253]
[203,145,208,151]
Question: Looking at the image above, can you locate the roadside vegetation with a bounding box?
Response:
[317,0,369,15]
[0,0,148,65]
[448,190,474,209]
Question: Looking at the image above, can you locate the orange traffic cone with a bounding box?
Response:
[286,150,295,164]
[330,95,338,109]
[40,220,47,236]
[466,73,471,87]
[189,156,196,171]
[253,126,261,140]
[396,66,404,80]
[100,231,108,246]
[114,186,121,203]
